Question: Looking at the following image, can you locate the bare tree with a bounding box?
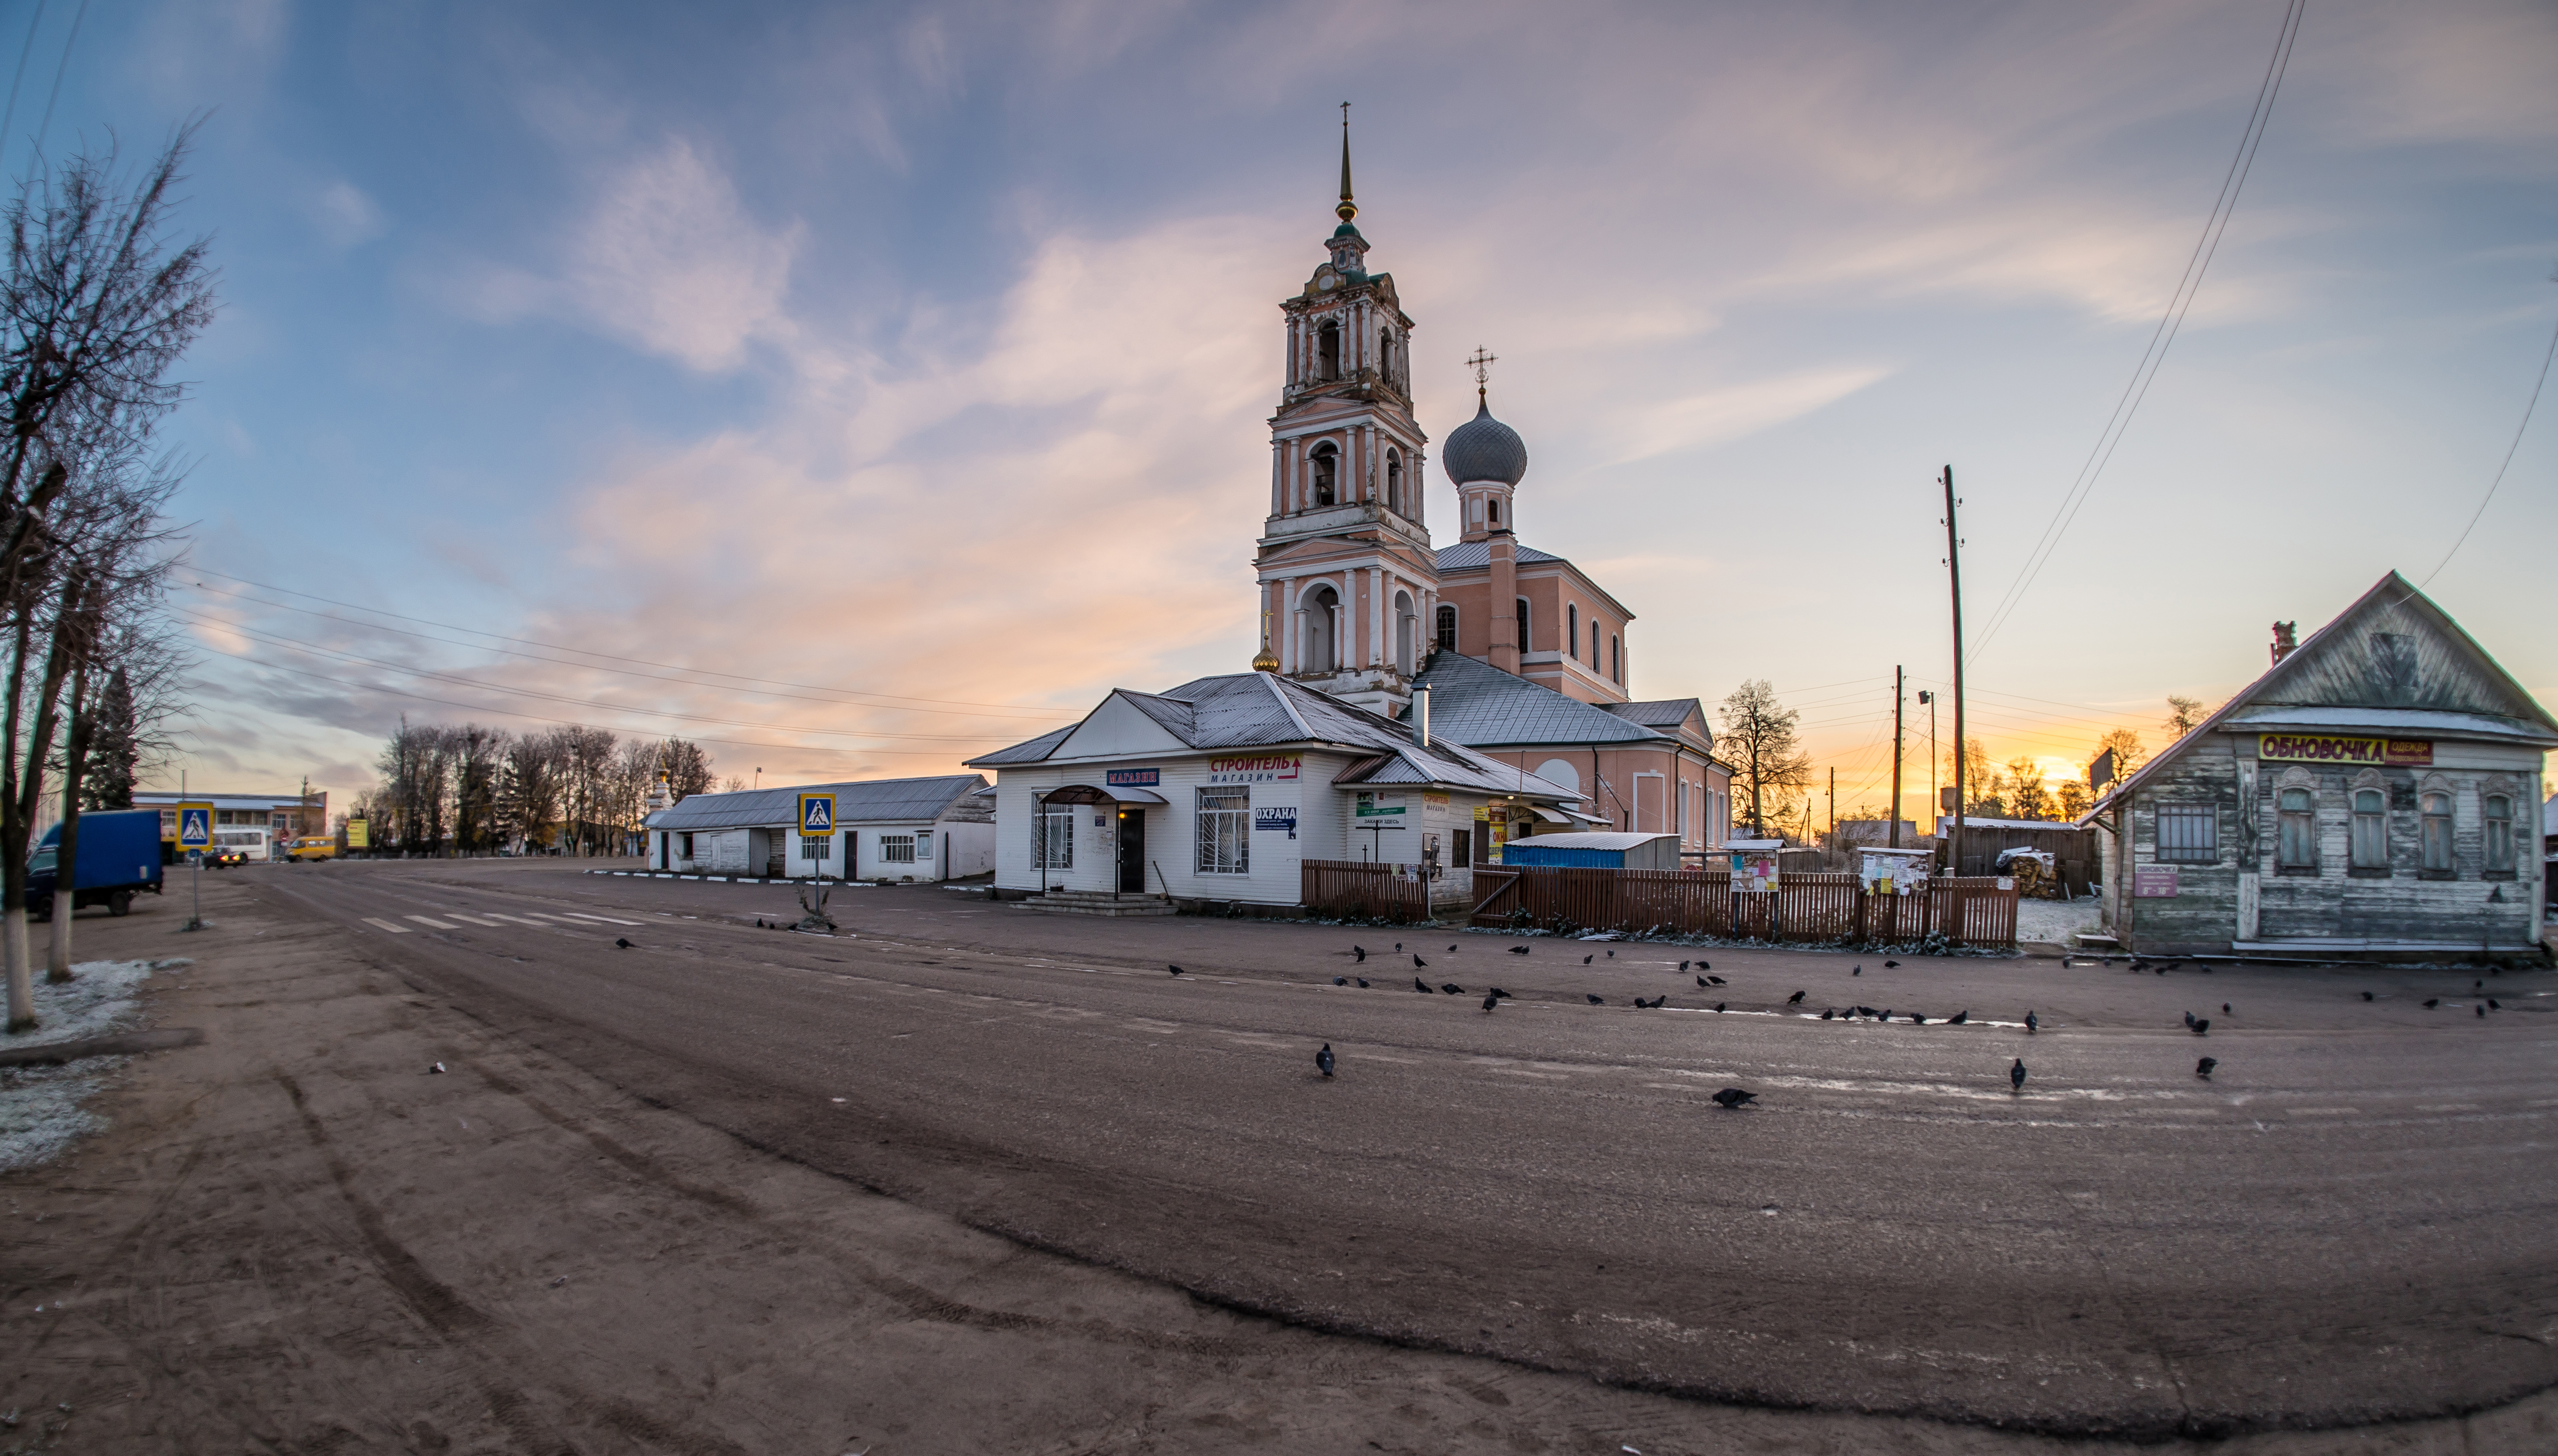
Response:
[2005,755,2052,821]
[2092,727,2145,786]
[2054,779,2092,821]
[2163,695,2207,738]
[1717,679,1812,836]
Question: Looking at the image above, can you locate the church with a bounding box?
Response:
[968,130,1733,907]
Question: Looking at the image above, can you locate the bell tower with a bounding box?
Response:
[1249,109,1438,719]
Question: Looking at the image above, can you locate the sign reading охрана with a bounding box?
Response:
[2258,734,2432,767]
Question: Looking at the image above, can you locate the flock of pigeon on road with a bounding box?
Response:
[1281,938,2515,1106]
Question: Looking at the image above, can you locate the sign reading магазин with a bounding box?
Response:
[2258,734,2432,767]
[1207,754,1300,784]
[1104,768,1160,787]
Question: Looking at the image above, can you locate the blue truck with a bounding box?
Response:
[30,808,165,920]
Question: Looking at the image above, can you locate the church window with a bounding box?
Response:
[1515,598,1530,653]
[1384,450,1402,514]
[1311,446,1337,507]
[1487,497,1499,524]
[1611,634,1621,682]
[1590,620,1601,667]
[1317,320,1340,381]
[1435,605,1456,651]
[1567,605,1579,660]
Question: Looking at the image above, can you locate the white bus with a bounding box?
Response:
[212,827,273,865]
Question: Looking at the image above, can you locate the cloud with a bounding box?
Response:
[310,181,385,248]
[1603,367,1893,465]
[564,139,805,371]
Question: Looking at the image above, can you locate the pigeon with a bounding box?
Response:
[2222,1003,2232,1014]
[1415,977,1432,993]
[1449,944,1459,952]
[1705,974,1726,986]
[1395,943,1403,951]
[1633,995,1656,1009]
[1948,1010,1968,1025]
[1680,961,1692,972]
[1909,1013,1927,1025]
[2024,1010,2039,1033]
[1333,976,1348,986]
[2476,1004,2486,1019]
[1714,1001,1727,1013]
[1820,1008,1835,1020]
[1586,993,1606,1005]
[1787,991,1806,1005]
[1168,965,1185,977]
[2196,1056,2217,1079]
[755,919,766,928]
[1355,977,1369,988]
[1315,1044,1335,1078]
[1857,1006,1877,1018]
[1698,960,1711,971]
[2154,966,2167,977]
[1441,983,1465,995]
[1414,954,1427,968]
[2183,1011,2196,1029]
[2011,1058,2027,1092]
[2191,1018,2210,1035]
[1884,960,1900,969]
[1881,1009,1894,1023]
[1584,954,1595,964]
[1698,976,1710,988]
[615,937,633,949]
[1482,992,1500,1012]
[429,1062,447,1074]
[1354,946,1367,962]
[2489,998,2502,1010]
[1853,965,1862,976]
[2361,991,2375,1002]
[1711,1087,1756,1110]
[1508,945,1531,955]
[1607,950,1615,959]
[2424,998,2440,1009]
[1490,987,1513,1000]
[2475,979,2484,991]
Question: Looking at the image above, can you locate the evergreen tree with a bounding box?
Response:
[80,666,137,809]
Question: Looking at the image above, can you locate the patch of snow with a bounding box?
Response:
[0,957,185,1172]
[2016,899,2100,945]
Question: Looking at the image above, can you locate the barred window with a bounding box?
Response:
[2485,795,2515,874]
[2276,788,2316,869]
[1034,796,1074,870]
[1196,788,1249,875]
[880,834,917,864]
[2155,804,2217,864]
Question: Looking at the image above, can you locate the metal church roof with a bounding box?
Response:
[1409,649,1671,749]
[1432,539,1564,572]
[643,774,987,831]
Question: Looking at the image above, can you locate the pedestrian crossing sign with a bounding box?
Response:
[797,793,836,836]
[177,803,214,850]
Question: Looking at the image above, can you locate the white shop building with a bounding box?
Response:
[965,671,1577,909]
[641,774,996,881]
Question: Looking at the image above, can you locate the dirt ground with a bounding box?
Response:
[5,873,2554,1455]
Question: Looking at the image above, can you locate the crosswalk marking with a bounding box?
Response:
[360,917,413,934]
[515,913,573,922]
[557,912,645,925]
[441,912,504,926]
[481,913,549,926]
[404,915,458,930]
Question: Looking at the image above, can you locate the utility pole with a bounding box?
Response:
[1890,666,1904,848]
[1827,766,1835,842]
[1918,689,1937,840]
[1942,465,1966,878]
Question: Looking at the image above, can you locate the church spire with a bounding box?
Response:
[1337,101,1356,224]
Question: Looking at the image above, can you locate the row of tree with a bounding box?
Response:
[3,136,209,1032]
[353,721,719,857]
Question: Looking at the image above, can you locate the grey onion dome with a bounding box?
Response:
[1442,396,1527,486]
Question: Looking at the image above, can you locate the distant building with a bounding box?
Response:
[641,775,995,882]
[132,789,328,846]
[2079,573,2554,958]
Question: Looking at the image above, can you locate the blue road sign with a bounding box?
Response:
[798,793,836,836]
[177,804,214,850]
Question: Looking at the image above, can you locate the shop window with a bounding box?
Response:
[2155,804,2217,864]
[880,835,917,864]
[1435,605,1456,651]
[2276,787,2316,870]
[2349,789,2387,871]
[2484,795,2515,876]
[1034,797,1074,869]
[1311,446,1337,507]
[2419,792,2453,876]
[1196,788,1249,875]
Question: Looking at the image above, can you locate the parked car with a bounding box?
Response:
[30,809,165,920]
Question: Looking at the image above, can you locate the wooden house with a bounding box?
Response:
[2078,573,2554,959]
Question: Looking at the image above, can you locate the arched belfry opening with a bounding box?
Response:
[1394,589,1416,675]
[1384,449,1403,515]
[1311,445,1337,508]
[1304,584,1341,672]
[1317,319,1340,381]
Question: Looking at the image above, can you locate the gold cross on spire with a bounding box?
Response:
[1467,346,1497,404]
[1336,102,1356,223]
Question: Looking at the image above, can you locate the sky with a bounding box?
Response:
[23,0,2553,822]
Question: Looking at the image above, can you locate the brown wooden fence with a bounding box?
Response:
[1301,859,1434,923]
[1463,868,2018,947]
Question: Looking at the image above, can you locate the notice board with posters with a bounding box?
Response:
[1726,839,1782,893]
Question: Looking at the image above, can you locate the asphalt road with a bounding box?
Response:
[248,859,2558,1439]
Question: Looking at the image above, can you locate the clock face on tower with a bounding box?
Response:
[1315,269,1339,291]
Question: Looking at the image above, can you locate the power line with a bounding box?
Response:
[187,568,1075,716]
[0,0,49,164]
[1970,0,2305,660]
[2421,308,2558,585]
[25,0,78,165]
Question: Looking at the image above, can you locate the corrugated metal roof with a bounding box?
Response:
[1433,539,1564,572]
[1504,831,1677,851]
[1412,650,1669,748]
[967,724,1076,766]
[643,775,986,831]
[1604,699,1699,728]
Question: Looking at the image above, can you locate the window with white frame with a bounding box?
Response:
[2485,794,2515,874]
[880,834,917,864]
[2155,804,2217,863]
[1196,788,1249,874]
[2276,787,2316,869]
[1034,796,1074,869]
[801,835,831,861]
[917,833,934,858]
[2350,788,2387,869]
[2419,792,2453,874]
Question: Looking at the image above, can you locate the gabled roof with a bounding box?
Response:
[643,775,988,831]
[1602,698,1713,750]
[965,671,1579,802]
[2079,571,2558,825]
[1412,649,1672,749]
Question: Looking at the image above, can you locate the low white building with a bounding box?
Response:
[641,775,996,882]
[966,671,1577,910]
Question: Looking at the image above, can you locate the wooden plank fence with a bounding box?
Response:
[1301,859,1434,924]
[1462,867,2018,948]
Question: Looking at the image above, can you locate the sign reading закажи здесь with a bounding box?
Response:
[2258,734,2432,767]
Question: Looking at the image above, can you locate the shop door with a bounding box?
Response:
[1117,806,1146,893]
